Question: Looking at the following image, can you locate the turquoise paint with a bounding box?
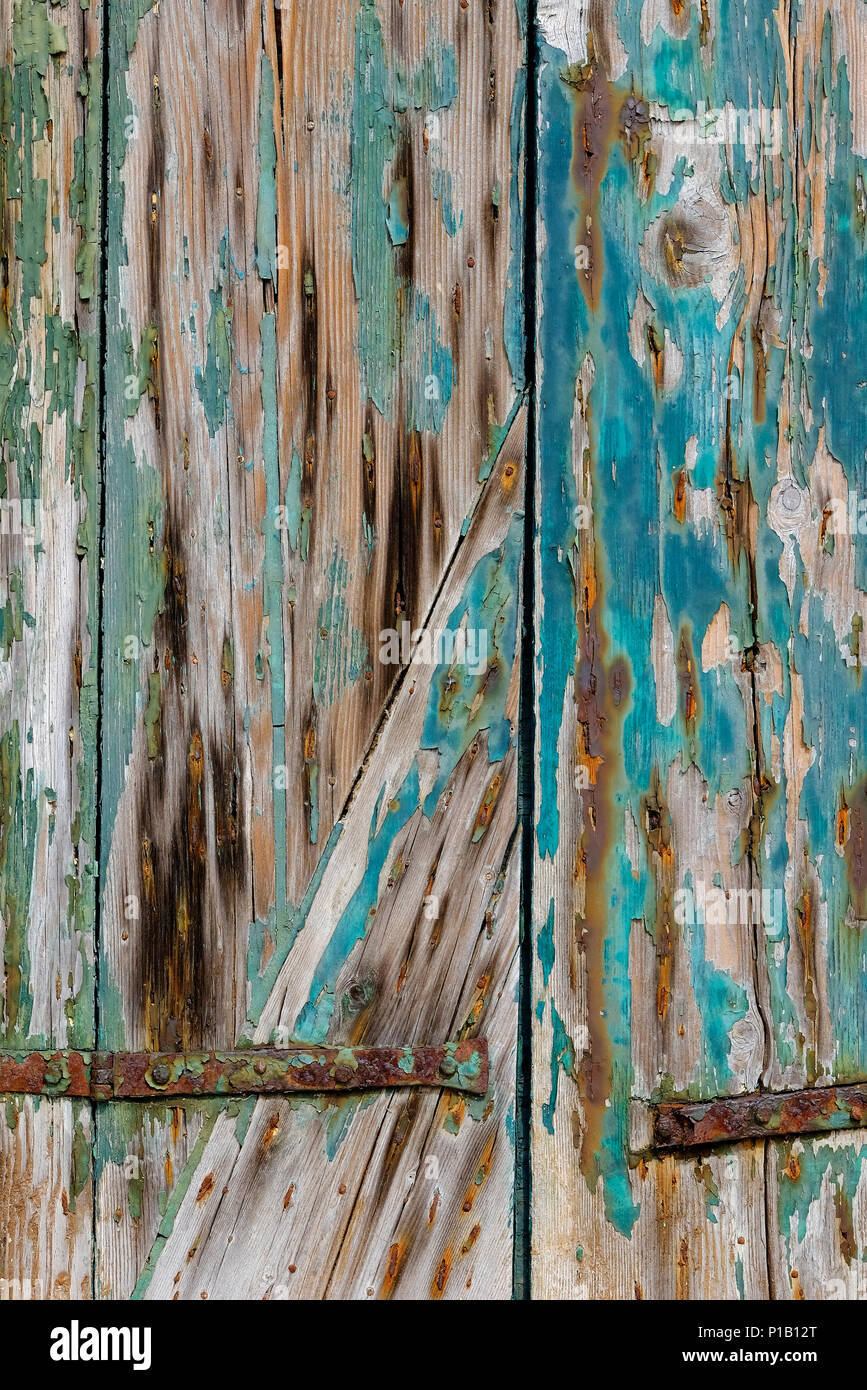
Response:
[312,550,370,706]
[420,514,522,817]
[293,516,522,1043]
[242,820,342,1037]
[777,1137,867,1247]
[537,899,554,987]
[256,51,278,283]
[504,68,527,390]
[285,446,303,552]
[534,12,789,1236]
[542,1005,574,1136]
[350,1,456,433]
[386,179,410,245]
[431,167,458,237]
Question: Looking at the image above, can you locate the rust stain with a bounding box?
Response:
[570,424,632,1183]
[676,626,701,745]
[472,772,502,839]
[460,1223,481,1256]
[641,769,675,1022]
[260,1111,281,1154]
[430,1247,452,1299]
[379,1240,403,1299]
[845,778,867,919]
[195,1172,215,1203]
[561,41,618,312]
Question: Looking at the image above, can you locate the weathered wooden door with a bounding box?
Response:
[2,0,867,1305]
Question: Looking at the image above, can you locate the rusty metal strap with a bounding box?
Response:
[0,1041,488,1101]
[652,1080,867,1151]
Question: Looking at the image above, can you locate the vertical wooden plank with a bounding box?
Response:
[532,0,867,1300]
[531,0,792,1298]
[0,0,101,1297]
[100,0,526,1297]
[756,1,867,1296]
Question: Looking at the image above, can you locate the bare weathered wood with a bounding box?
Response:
[0,0,101,1298]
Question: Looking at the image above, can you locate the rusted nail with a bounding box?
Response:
[655,1112,679,1142]
[333,1066,353,1085]
[438,1056,458,1079]
[151,1061,172,1086]
[254,1058,267,1075]
[43,1060,63,1087]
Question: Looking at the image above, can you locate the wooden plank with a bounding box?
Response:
[99,0,526,1297]
[128,412,525,1300]
[755,1,867,1292]
[0,0,101,1299]
[532,0,765,1297]
[532,0,867,1300]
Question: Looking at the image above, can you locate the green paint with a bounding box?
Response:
[129,1106,220,1299]
[350,2,455,432]
[195,240,233,435]
[0,724,36,1042]
[312,550,370,706]
[124,324,159,417]
[69,1111,90,1212]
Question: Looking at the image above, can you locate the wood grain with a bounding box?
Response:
[97,0,526,1298]
[532,0,867,1300]
[0,0,102,1299]
[131,411,525,1301]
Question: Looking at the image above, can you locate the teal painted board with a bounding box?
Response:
[0,0,102,1298]
[531,0,867,1299]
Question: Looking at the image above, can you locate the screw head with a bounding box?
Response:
[438,1055,458,1079]
[151,1061,171,1086]
[754,1101,775,1126]
[334,1065,353,1085]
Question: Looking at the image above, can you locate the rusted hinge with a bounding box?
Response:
[650,1080,867,1152]
[0,1040,488,1101]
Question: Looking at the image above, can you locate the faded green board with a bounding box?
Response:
[0,0,102,1297]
